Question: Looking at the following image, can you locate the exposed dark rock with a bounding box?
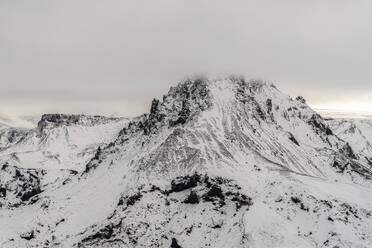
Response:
[69,170,78,175]
[291,196,301,204]
[231,193,253,210]
[117,198,124,206]
[37,114,119,134]
[320,200,333,209]
[0,187,6,197]
[203,185,224,201]
[116,78,211,142]
[296,96,306,104]
[127,192,142,206]
[15,169,21,178]
[20,230,35,240]
[82,225,114,243]
[40,114,80,124]
[76,174,254,247]
[332,160,348,173]
[37,114,79,133]
[84,147,103,173]
[365,157,372,166]
[169,116,187,127]
[340,143,357,160]
[307,114,333,136]
[150,99,160,115]
[171,238,182,248]
[1,164,43,207]
[167,78,211,127]
[255,104,266,120]
[20,187,42,201]
[300,203,309,211]
[143,99,166,135]
[169,99,191,127]
[184,191,199,204]
[266,99,273,113]
[291,196,309,211]
[93,146,102,160]
[289,133,300,146]
[56,218,66,226]
[149,184,162,192]
[171,174,200,193]
[0,128,28,148]
[1,163,9,170]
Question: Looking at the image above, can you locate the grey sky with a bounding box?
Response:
[1,0,372,117]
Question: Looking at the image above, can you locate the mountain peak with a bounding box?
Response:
[1,77,372,247]
[117,77,279,137]
[110,76,372,179]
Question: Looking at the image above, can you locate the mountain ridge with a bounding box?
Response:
[1,77,372,247]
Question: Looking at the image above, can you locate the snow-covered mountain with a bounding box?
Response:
[327,118,372,167]
[0,115,40,130]
[0,114,129,171]
[0,115,39,148]
[0,127,29,149]
[1,78,372,248]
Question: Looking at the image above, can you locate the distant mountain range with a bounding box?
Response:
[316,109,372,119]
[0,115,40,130]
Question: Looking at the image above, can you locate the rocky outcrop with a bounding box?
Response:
[0,163,43,208]
[0,128,28,149]
[116,78,211,142]
[307,114,333,136]
[77,174,253,248]
[37,114,121,134]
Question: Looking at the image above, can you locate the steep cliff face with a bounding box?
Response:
[327,118,372,166]
[1,78,372,248]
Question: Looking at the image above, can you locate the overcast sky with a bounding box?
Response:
[1,0,372,118]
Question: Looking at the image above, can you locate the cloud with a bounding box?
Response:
[0,0,371,116]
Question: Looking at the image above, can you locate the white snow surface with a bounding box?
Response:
[0,115,130,171]
[328,118,372,165]
[0,78,372,248]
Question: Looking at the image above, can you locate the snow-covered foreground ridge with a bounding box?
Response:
[1,77,372,248]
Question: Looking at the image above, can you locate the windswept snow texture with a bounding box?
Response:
[328,118,372,166]
[0,114,130,171]
[1,78,372,248]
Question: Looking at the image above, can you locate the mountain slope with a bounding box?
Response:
[1,78,372,248]
[0,114,39,130]
[0,127,29,149]
[0,114,130,171]
[327,118,372,166]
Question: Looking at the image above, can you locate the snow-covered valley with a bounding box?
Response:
[1,78,371,247]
